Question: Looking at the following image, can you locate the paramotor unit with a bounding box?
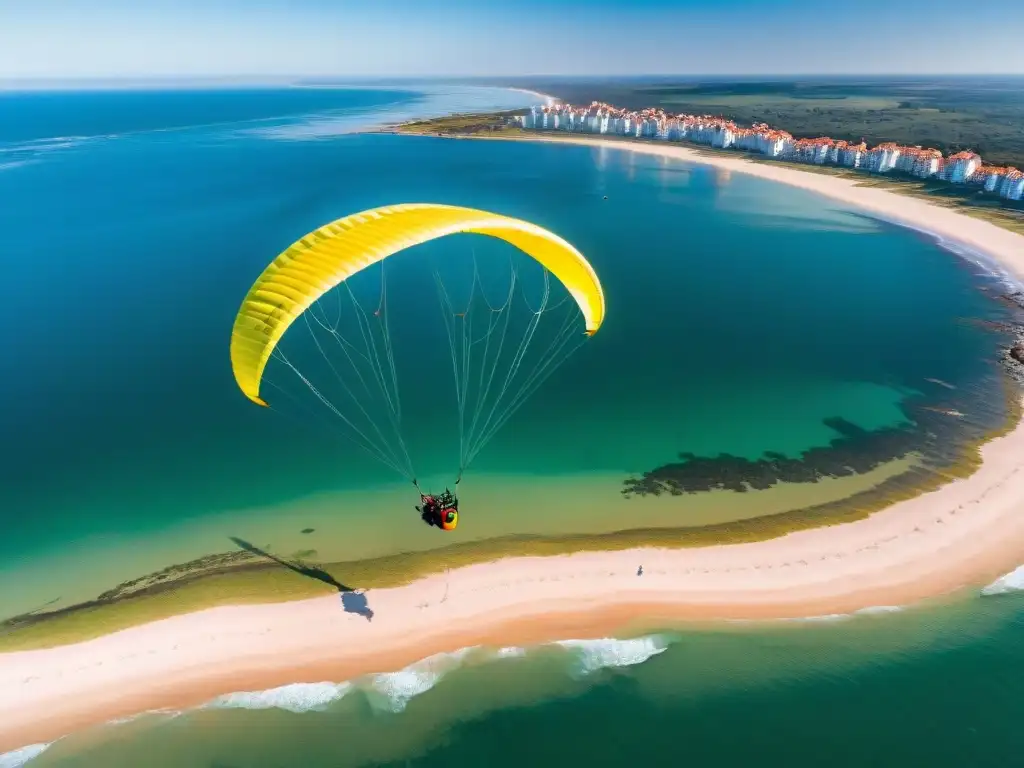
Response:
[418,488,459,531]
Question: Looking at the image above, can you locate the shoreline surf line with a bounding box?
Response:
[4,579,1023,763]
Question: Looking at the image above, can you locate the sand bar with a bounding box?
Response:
[3,137,1024,754]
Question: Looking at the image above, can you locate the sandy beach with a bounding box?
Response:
[4,134,1024,755]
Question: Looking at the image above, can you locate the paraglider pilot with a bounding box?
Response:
[418,487,459,531]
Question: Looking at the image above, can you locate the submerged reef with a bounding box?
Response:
[623,417,919,497]
[623,383,1011,499]
[624,292,1024,499]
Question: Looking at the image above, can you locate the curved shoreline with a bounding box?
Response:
[465,132,1024,286]
[4,130,1024,755]
[3,395,1024,752]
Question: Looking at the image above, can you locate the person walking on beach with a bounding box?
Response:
[637,565,643,577]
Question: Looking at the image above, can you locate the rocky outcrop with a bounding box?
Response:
[991,292,1024,386]
[1007,336,1024,386]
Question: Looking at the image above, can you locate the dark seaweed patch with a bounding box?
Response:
[622,386,1006,498]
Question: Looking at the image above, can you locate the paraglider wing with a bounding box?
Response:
[230,203,605,408]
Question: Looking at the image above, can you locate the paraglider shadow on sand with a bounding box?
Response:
[228,537,374,621]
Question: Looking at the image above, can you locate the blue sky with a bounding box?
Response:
[2,0,1023,79]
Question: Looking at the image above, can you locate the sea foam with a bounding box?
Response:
[106,709,177,726]
[0,135,96,162]
[735,605,905,625]
[367,647,477,713]
[853,605,903,616]
[981,564,1024,596]
[495,646,528,659]
[555,634,670,676]
[204,681,352,714]
[0,742,51,768]
[194,648,479,717]
[893,220,1023,293]
[197,636,674,715]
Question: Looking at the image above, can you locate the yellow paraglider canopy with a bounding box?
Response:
[230,203,605,407]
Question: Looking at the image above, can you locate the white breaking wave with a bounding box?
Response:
[790,605,905,622]
[192,647,481,719]
[734,605,905,625]
[794,614,851,623]
[0,136,91,154]
[0,135,100,173]
[204,681,352,714]
[556,635,670,676]
[854,605,903,615]
[495,646,528,658]
[0,160,35,172]
[869,215,1024,293]
[190,638,665,718]
[106,706,183,726]
[935,236,1023,294]
[110,614,913,728]
[0,135,95,159]
[981,564,1024,596]
[0,743,51,768]
[367,647,477,713]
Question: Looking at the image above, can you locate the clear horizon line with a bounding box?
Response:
[3,72,1024,83]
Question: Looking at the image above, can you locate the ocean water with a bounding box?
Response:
[15,583,1024,767]
[0,85,1015,617]
[2,84,1022,767]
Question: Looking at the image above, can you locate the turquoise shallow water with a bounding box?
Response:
[0,85,1015,614]
[1,85,1022,768]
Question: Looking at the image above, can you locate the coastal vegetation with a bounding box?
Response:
[394,109,523,136]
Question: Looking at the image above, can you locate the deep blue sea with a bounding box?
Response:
[1,83,1022,767]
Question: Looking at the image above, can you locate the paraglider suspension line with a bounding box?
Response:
[264,245,589,489]
[435,252,590,477]
[266,261,418,483]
